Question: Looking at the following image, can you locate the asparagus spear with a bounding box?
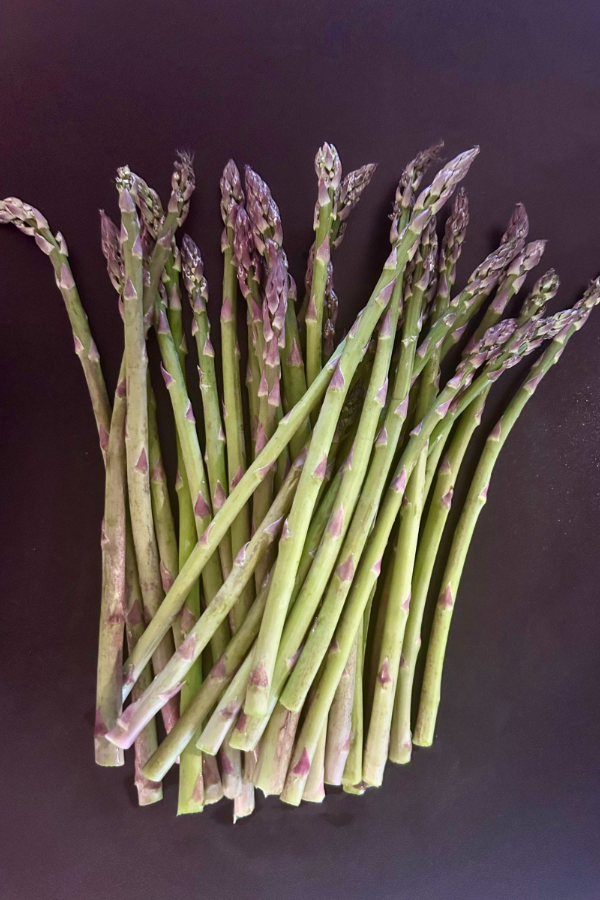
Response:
[219,161,254,630]
[414,281,600,746]
[95,370,127,766]
[302,724,327,802]
[324,634,357,785]
[181,236,233,579]
[306,143,342,389]
[116,172,179,733]
[341,615,366,790]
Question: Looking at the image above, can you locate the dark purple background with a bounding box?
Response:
[1,1,600,898]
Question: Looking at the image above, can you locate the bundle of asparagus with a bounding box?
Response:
[2,140,597,819]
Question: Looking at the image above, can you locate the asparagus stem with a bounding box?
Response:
[117,174,178,734]
[196,653,255,755]
[202,754,224,805]
[0,198,111,457]
[95,368,128,766]
[306,144,341,391]
[181,236,233,578]
[413,278,591,748]
[142,577,271,782]
[147,385,179,597]
[252,703,301,796]
[233,748,259,822]
[219,161,254,630]
[107,456,304,748]
[324,633,357,785]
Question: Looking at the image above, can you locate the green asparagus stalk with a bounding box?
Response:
[116,173,178,733]
[95,369,127,766]
[147,386,179,596]
[106,453,306,748]
[341,614,366,790]
[0,198,111,455]
[244,165,309,445]
[181,236,233,579]
[413,276,576,749]
[219,161,254,630]
[305,143,342,390]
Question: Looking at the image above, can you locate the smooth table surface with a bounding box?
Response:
[1,1,599,898]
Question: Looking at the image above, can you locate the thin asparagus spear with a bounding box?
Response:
[245,166,309,446]
[142,577,272,782]
[106,453,306,748]
[306,143,342,390]
[219,161,254,630]
[362,443,426,785]
[203,754,224,805]
[181,236,233,579]
[341,615,365,790]
[116,173,178,733]
[197,653,255,755]
[234,748,259,822]
[95,370,127,766]
[244,149,478,719]
[147,386,179,596]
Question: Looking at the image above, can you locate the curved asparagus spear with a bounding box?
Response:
[280,218,437,715]
[414,281,600,746]
[95,371,128,766]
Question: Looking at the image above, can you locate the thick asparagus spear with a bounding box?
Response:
[117,173,179,733]
[306,143,342,389]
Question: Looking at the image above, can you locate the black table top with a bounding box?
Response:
[1,1,600,898]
